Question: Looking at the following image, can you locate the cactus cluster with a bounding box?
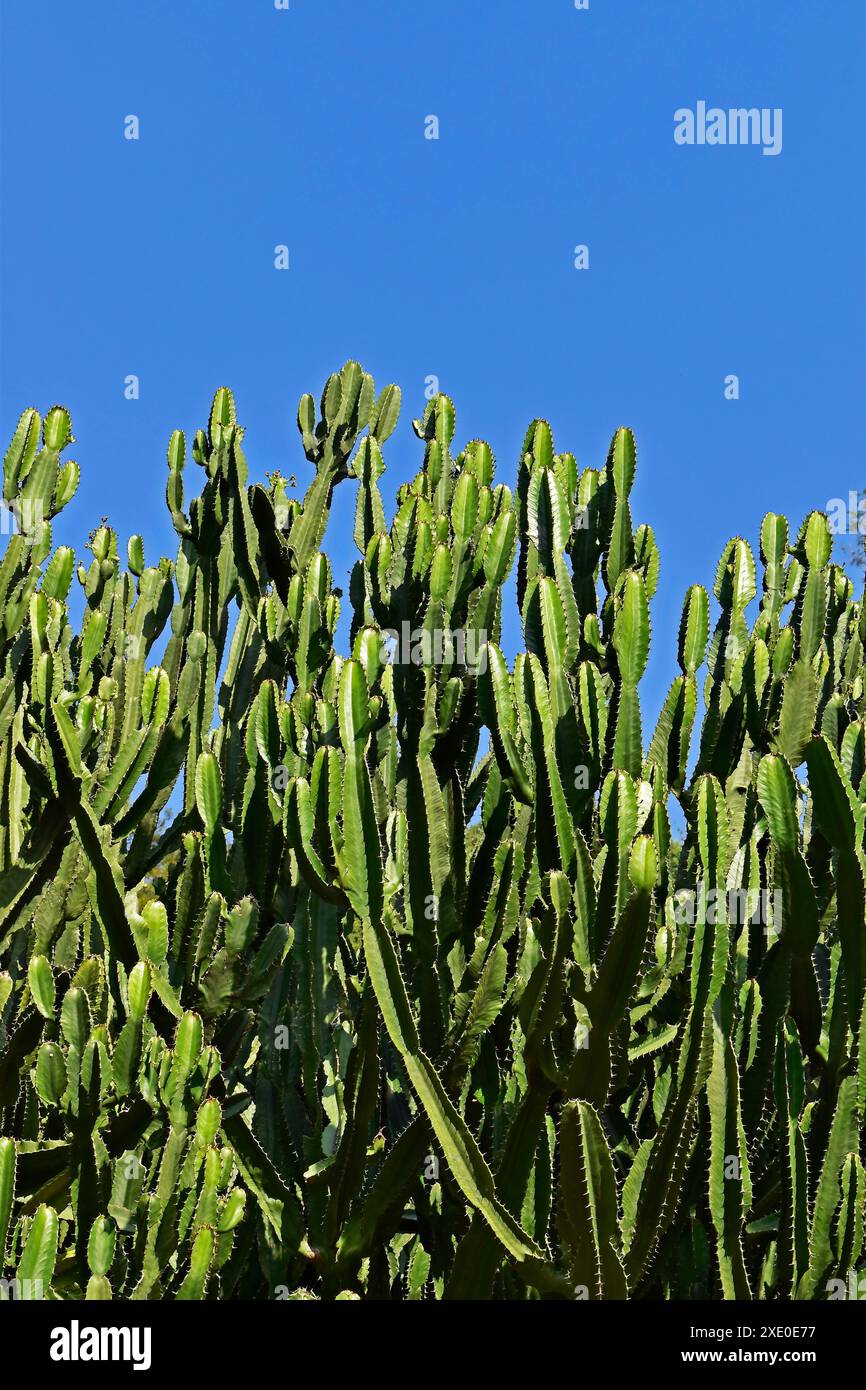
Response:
[1,366,865,1300]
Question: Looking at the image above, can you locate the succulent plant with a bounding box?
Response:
[0,368,864,1301]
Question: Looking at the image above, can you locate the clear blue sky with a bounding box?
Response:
[2,0,865,730]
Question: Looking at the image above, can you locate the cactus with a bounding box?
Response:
[0,366,865,1301]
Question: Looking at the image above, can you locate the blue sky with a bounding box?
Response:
[2,0,865,734]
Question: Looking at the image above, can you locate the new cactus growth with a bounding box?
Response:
[0,368,864,1301]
